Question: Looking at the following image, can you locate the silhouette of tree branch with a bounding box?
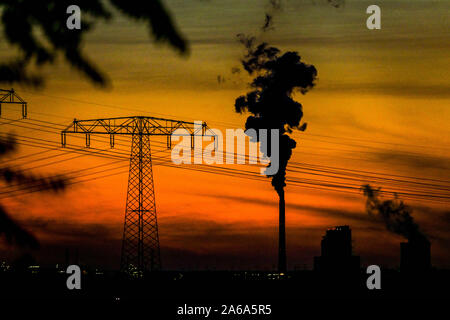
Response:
[0,0,188,87]
[0,204,39,249]
[0,134,17,156]
[0,135,67,249]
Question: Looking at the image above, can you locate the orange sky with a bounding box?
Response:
[0,0,449,270]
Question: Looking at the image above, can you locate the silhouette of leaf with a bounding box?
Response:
[0,0,187,87]
[110,0,187,54]
[0,135,17,156]
[0,137,67,249]
[0,167,66,192]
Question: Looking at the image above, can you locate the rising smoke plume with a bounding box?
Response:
[262,0,345,32]
[327,0,345,9]
[219,0,282,85]
[362,184,429,243]
[235,36,317,195]
[262,0,282,32]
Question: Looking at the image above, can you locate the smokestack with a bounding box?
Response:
[278,190,286,272]
[235,38,317,272]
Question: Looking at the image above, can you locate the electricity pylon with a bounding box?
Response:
[0,89,27,118]
[61,116,214,275]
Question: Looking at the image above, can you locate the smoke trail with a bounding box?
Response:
[262,0,282,32]
[269,0,282,10]
[362,184,429,243]
[262,14,274,32]
[221,1,282,86]
[235,37,317,195]
[327,0,345,9]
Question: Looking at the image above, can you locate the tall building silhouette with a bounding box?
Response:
[314,226,360,273]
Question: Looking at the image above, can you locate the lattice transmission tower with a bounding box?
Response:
[61,116,214,275]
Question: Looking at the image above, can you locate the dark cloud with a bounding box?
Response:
[5,199,448,270]
[198,193,369,223]
[19,216,120,240]
[372,151,450,171]
[0,216,122,269]
[413,206,450,248]
[7,214,326,270]
[5,204,449,269]
[159,215,326,270]
[317,83,450,99]
[0,204,39,249]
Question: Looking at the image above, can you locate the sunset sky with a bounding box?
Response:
[0,0,449,270]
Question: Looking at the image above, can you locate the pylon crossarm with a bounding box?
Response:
[0,88,25,103]
[0,88,27,118]
[61,116,215,137]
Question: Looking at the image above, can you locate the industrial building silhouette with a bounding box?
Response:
[314,225,360,273]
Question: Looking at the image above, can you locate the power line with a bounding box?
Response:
[1,116,448,204]
[16,90,450,152]
[4,117,450,184]
[3,141,449,204]
[1,123,448,200]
